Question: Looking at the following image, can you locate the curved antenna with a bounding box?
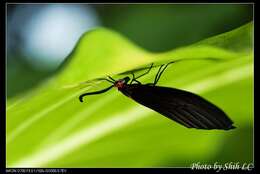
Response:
[79,85,114,102]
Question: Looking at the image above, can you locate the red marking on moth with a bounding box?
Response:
[114,80,126,90]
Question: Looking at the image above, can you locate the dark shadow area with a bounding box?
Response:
[159,124,253,167]
[94,4,253,52]
[7,55,54,98]
[209,125,253,164]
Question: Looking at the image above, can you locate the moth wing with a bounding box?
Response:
[126,85,235,130]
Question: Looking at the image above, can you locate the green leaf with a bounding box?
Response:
[7,22,253,167]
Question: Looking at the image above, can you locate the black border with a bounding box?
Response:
[4,168,258,173]
[2,2,6,174]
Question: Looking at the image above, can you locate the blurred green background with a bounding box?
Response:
[7,4,253,168]
[7,4,252,98]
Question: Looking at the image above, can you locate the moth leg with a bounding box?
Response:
[153,62,173,85]
[129,63,154,84]
[133,79,141,84]
[153,64,165,85]
[134,63,154,80]
[130,73,141,84]
[107,76,116,82]
[130,73,135,84]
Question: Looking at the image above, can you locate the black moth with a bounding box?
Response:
[79,62,235,130]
